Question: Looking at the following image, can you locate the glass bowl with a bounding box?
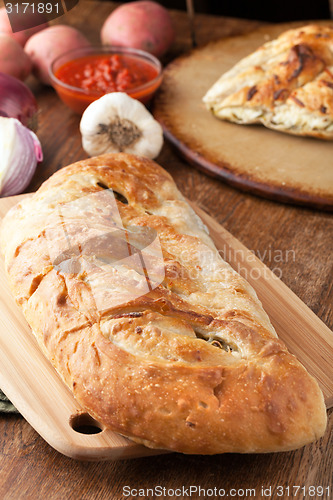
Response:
[49,46,163,114]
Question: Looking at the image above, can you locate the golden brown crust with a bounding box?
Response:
[0,153,327,454]
[203,24,333,139]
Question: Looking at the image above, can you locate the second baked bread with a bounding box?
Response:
[203,24,333,139]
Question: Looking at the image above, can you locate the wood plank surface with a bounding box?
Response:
[0,1,332,498]
[154,22,333,210]
[0,193,331,461]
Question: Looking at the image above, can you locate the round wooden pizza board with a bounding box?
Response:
[153,22,333,210]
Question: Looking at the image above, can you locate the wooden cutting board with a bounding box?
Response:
[153,22,333,210]
[0,194,332,461]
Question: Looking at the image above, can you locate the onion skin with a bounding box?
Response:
[0,117,43,197]
[0,72,38,131]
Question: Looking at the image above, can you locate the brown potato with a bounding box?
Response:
[101,1,175,58]
[25,25,91,85]
[0,34,32,80]
[0,7,48,47]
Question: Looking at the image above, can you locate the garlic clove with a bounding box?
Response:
[80,92,163,159]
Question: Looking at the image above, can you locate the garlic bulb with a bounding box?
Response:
[0,117,43,197]
[80,92,163,159]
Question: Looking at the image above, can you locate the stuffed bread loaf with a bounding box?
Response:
[0,153,327,454]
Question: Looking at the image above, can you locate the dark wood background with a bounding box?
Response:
[0,2,332,498]
[121,0,332,22]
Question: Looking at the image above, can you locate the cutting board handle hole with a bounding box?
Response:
[70,413,103,435]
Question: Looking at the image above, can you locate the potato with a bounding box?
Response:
[0,34,32,80]
[25,25,91,85]
[101,1,175,58]
[0,7,48,47]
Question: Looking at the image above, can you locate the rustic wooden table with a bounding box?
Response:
[0,2,332,498]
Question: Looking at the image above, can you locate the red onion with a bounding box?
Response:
[0,117,43,197]
[0,72,38,131]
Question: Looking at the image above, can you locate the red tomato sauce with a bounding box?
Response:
[55,54,159,93]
